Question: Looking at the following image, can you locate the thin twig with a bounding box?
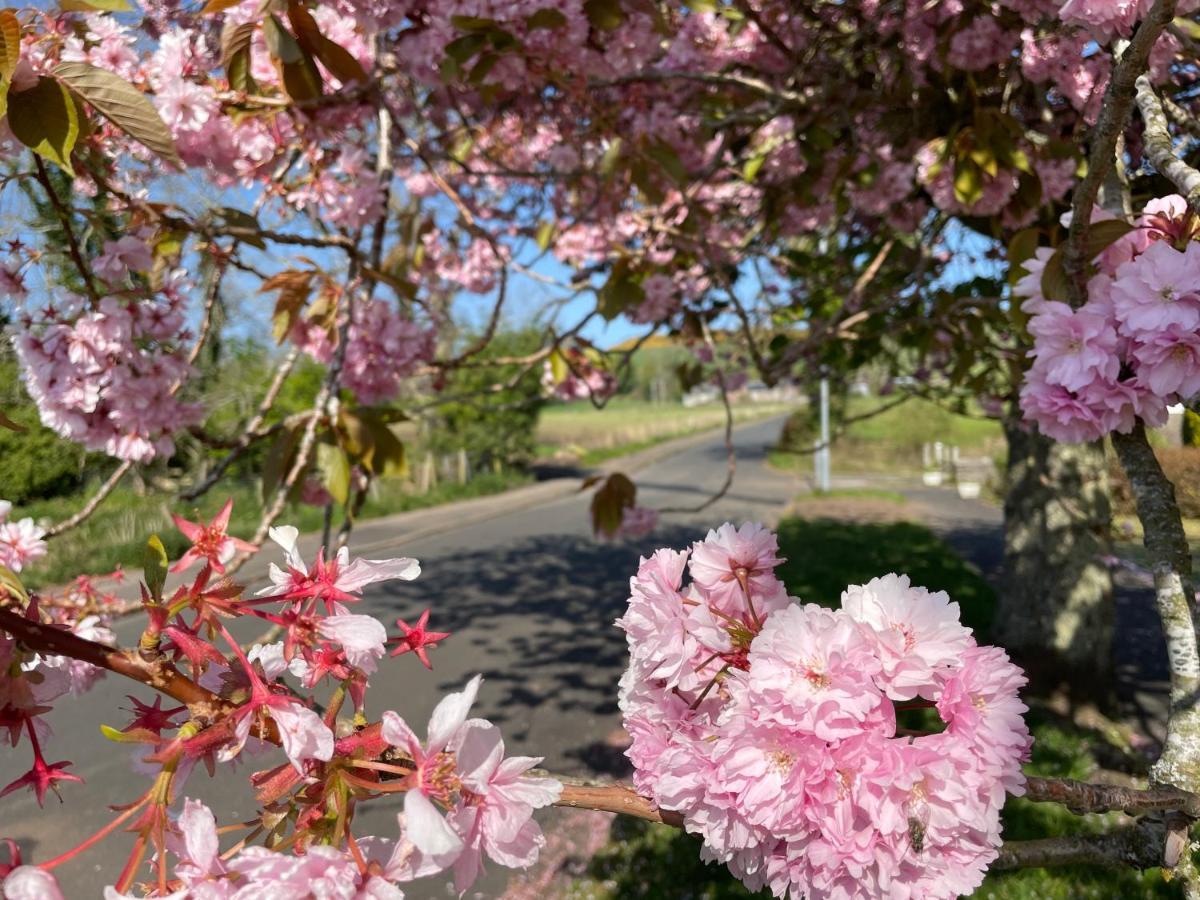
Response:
[179,347,301,502]
[32,156,100,306]
[44,461,133,539]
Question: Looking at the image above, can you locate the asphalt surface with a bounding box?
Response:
[2,416,799,898]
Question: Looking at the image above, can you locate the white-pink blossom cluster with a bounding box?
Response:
[1019,196,1200,442]
[0,501,46,574]
[617,523,1030,899]
[14,293,202,462]
[541,350,618,402]
[291,299,434,405]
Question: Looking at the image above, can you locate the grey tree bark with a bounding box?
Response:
[997,415,1114,688]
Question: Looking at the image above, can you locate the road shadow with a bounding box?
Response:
[362,523,707,773]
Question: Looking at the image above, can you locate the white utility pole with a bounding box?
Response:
[815,377,831,493]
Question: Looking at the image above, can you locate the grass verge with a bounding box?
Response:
[18,470,530,589]
[564,514,1178,900]
[770,396,1005,476]
[538,398,794,464]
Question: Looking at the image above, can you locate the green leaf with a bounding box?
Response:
[450,14,498,31]
[646,141,687,184]
[598,265,645,320]
[338,410,376,469]
[216,206,265,249]
[548,349,569,384]
[100,724,160,744]
[952,160,982,207]
[1084,219,1136,258]
[60,0,132,10]
[1039,249,1068,303]
[263,15,302,64]
[221,21,259,94]
[599,137,623,176]
[444,32,488,66]
[261,424,302,502]
[0,564,27,603]
[53,61,181,167]
[535,220,556,251]
[366,420,406,477]
[7,76,78,175]
[264,15,323,101]
[1007,227,1040,288]
[0,408,25,432]
[743,151,768,183]
[968,146,998,178]
[287,0,367,85]
[526,8,568,29]
[0,10,20,119]
[317,442,351,505]
[584,0,624,30]
[590,472,636,538]
[143,534,169,602]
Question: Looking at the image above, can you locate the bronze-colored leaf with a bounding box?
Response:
[7,76,78,175]
[53,61,181,167]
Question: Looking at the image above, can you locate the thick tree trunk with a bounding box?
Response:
[997,416,1114,691]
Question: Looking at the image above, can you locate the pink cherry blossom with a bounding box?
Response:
[380,676,481,869]
[688,521,784,609]
[1110,239,1200,336]
[840,573,973,700]
[1130,325,1200,398]
[3,866,65,900]
[619,526,1029,899]
[447,720,563,893]
[317,613,388,673]
[93,236,154,284]
[1025,300,1120,392]
[256,526,420,609]
[0,516,46,573]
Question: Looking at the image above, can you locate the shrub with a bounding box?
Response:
[1111,446,1200,519]
[0,355,94,504]
[1184,409,1200,448]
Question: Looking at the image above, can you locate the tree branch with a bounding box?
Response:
[1112,424,1200,793]
[1135,73,1200,209]
[44,461,133,539]
[1063,0,1177,306]
[992,821,1166,870]
[32,156,101,306]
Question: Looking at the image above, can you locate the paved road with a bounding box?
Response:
[3,416,798,898]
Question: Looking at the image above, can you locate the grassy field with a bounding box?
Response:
[538,398,796,465]
[16,470,529,589]
[565,510,1177,900]
[771,395,1005,476]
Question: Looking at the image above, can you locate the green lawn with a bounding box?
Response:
[16,470,529,589]
[566,513,1178,900]
[771,396,1005,476]
[538,398,795,464]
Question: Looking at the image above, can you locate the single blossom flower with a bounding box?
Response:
[170,497,256,574]
[4,866,66,900]
[389,609,451,669]
[448,720,563,893]
[256,526,420,610]
[381,676,483,870]
[317,612,388,673]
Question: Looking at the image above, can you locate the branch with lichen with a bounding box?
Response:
[1135,74,1200,210]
